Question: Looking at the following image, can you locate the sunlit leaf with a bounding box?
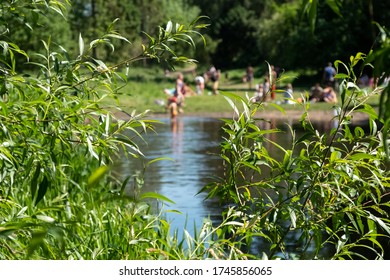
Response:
[369,214,390,235]
[79,33,84,56]
[325,0,342,17]
[140,192,175,204]
[88,166,109,188]
[105,33,131,44]
[165,20,173,34]
[36,215,55,223]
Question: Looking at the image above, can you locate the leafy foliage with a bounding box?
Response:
[3,0,390,72]
[0,1,216,260]
[201,59,390,259]
[1,0,389,261]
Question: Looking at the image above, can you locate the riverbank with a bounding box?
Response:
[107,65,380,126]
[113,107,370,125]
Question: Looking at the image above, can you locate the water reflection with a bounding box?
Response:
[115,116,225,234]
[115,116,338,229]
[114,115,356,258]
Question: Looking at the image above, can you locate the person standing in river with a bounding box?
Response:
[164,72,186,120]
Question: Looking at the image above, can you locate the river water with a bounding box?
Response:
[115,115,329,224]
[115,117,225,231]
[113,115,340,257]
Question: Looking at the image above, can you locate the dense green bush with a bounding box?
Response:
[201,60,390,259]
[0,1,216,259]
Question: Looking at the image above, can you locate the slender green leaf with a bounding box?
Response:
[35,175,49,205]
[88,166,109,188]
[79,33,84,56]
[140,192,175,204]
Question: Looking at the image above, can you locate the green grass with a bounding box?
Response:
[104,66,380,116]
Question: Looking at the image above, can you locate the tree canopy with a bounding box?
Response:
[2,0,389,73]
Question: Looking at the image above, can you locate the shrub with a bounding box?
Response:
[202,58,390,259]
[0,1,211,259]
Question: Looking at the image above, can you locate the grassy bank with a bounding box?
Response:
[102,66,379,122]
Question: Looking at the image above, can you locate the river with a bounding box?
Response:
[113,115,343,258]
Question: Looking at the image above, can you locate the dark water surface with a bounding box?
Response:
[114,116,317,232]
[115,117,225,233]
[113,116,389,259]
[114,116,345,258]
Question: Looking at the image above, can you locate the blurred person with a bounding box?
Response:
[322,86,338,103]
[244,66,254,89]
[164,73,186,118]
[194,75,205,95]
[323,62,336,87]
[208,66,220,95]
[283,83,294,104]
[251,83,265,103]
[309,83,324,102]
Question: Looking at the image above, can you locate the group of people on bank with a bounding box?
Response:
[251,62,339,105]
[307,62,338,103]
[163,65,220,119]
[163,62,342,120]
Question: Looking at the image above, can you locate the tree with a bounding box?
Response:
[188,0,390,72]
[67,0,203,65]
[0,0,209,259]
[0,0,71,69]
[69,0,141,60]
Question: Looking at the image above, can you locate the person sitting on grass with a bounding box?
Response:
[251,83,265,103]
[283,83,294,104]
[309,83,324,103]
[322,86,338,103]
[195,75,205,95]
